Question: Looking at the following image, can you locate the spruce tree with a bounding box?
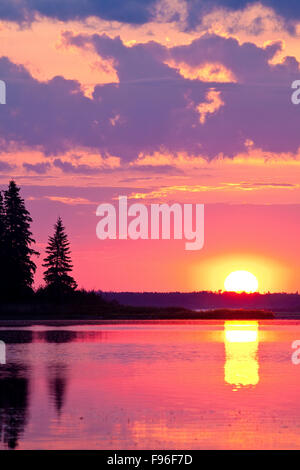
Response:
[4,180,39,298]
[43,217,77,296]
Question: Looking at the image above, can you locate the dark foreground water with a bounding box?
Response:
[0,320,299,450]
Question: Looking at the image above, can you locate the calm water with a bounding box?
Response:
[0,320,299,450]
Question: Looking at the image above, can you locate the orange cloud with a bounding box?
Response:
[196,88,225,124]
[45,196,93,205]
[0,19,119,97]
[166,60,237,83]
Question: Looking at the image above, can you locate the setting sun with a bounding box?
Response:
[224,270,259,293]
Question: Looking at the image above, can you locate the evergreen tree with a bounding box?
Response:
[43,217,77,296]
[4,180,39,298]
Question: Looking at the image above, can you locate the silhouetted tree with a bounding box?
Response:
[4,181,38,298]
[43,217,77,297]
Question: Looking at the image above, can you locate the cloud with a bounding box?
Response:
[0,1,300,32]
[129,164,183,174]
[127,180,300,200]
[0,32,300,165]
[58,32,300,158]
[0,161,14,172]
[165,60,237,83]
[45,196,93,206]
[53,155,121,174]
[23,161,51,174]
[185,1,300,32]
[0,0,158,25]
[168,34,286,84]
[53,158,100,175]
[196,88,224,124]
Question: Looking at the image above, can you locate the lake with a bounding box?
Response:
[0,320,299,450]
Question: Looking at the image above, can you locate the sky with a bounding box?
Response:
[0,0,299,292]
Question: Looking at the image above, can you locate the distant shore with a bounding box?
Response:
[1,297,300,324]
[0,303,280,322]
[102,291,300,312]
[1,289,299,324]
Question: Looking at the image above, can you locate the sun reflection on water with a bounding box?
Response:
[224,321,259,389]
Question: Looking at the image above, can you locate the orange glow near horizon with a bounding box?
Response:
[191,252,292,294]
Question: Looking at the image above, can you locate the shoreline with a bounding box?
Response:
[0,307,298,326]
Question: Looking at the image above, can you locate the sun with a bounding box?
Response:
[224,270,258,293]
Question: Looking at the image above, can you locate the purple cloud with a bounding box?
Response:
[23,162,51,174]
[0,33,300,165]
[0,161,14,172]
[0,1,300,33]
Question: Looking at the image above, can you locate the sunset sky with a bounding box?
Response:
[0,0,299,292]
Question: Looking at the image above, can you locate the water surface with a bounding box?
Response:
[0,320,299,450]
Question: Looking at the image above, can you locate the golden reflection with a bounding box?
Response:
[224,321,259,389]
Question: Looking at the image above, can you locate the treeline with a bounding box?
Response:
[103,291,300,312]
[0,180,78,301]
